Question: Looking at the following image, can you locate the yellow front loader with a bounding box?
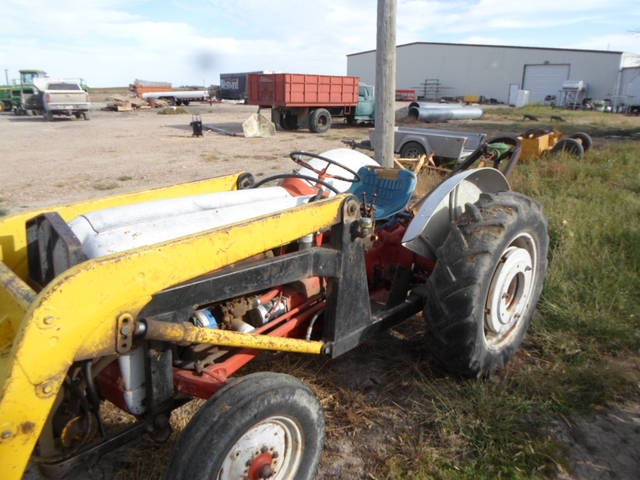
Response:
[0,147,548,479]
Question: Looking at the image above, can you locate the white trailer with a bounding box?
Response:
[142,90,209,106]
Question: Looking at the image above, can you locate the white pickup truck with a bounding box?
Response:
[42,82,91,121]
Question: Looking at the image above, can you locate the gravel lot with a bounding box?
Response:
[1,100,370,215]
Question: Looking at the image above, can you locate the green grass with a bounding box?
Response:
[157,107,189,115]
[456,105,640,138]
[380,140,640,478]
[339,129,639,478]
[511,145,640,356]
[93,181,119,191]
[117,175,133,181]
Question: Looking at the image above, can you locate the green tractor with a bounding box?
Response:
[0,70,48,115]
[12,69,48,115]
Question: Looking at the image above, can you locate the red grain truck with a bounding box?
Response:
[247,73,375,133]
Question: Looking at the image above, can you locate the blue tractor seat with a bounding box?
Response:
[346,166,417,219]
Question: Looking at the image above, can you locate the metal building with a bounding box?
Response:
[347,42,640,107]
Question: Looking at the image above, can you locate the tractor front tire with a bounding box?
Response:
[166,372,325,480]
[308,108,332,133]
[424,191,548,377]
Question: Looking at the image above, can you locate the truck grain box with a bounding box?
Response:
[248,73,375,133]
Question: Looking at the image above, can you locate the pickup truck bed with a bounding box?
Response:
[44,82,91,121]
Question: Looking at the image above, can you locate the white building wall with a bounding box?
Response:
[347,43,625,104]
[619,68,640,105]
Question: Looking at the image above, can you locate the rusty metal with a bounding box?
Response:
[116,313,134,353]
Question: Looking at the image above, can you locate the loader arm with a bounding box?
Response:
[0,180,346,479]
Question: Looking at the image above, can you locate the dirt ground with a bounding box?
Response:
[0,99,368,215]
[4,101,639,479]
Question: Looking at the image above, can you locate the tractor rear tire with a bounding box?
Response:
[399,141,426,159]
[569,132,592,152]
[552,138,584,159]
[166,372,325,480]
[308,108,331,133]
[423,191,548,377]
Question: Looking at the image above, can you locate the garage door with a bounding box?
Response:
[523,64,570,104]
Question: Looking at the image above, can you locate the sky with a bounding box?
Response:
[2,0,640,88]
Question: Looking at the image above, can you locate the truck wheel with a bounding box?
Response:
[166,372,325,480]
[308,108,331,133]
[568,132,592,152]
[400,141,426,158]
[552,138,584,159]
[183,101,190,106]
[423,191,548,377]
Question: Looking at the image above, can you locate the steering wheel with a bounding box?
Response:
[252,173,341,194]
[289,151,362,183]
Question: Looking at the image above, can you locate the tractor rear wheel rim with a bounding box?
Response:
[484,233,536,350]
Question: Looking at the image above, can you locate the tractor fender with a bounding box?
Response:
[402,168,510,261]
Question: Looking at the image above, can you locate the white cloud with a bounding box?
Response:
[1,0,639,87]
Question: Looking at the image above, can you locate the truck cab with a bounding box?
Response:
[353,84,375,122]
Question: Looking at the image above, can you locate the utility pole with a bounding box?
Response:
[4,69,8,85]
[373,0,397,168]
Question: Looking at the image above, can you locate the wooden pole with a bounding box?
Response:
[373,0,397,168]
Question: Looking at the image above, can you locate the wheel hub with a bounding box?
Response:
[485,245,534,346]
[219,416,302,480]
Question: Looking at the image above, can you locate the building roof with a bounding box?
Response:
[347,41,625,57]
